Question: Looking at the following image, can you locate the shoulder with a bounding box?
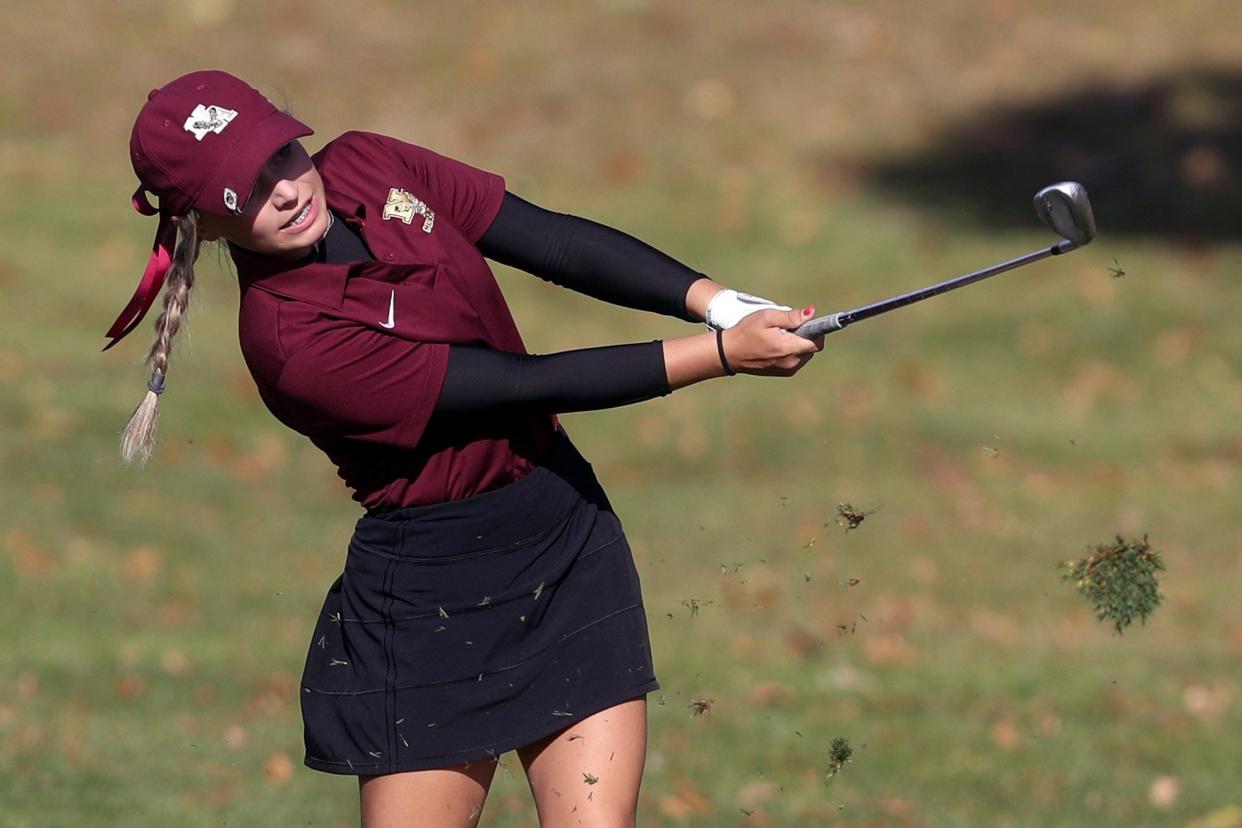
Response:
[313,131,433,169]
[314,131,487,178]
[312,131,387,173]
[312,132,503,238]
[313,132,442,195]
[313,130,386,158]
[237,287,339,389]
[236,286,286,390]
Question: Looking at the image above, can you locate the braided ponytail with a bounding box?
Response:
[120,212,200,464]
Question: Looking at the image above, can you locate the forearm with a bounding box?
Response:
[668,306,824,387]
[478,192,710,321]
[433,342,672,417]
[684,277,726,323]
[662,332,730,390]
[433,307,821,418]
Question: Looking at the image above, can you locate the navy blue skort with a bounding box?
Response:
[299,431,659,775]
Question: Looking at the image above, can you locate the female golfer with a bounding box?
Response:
[110,70,821,827]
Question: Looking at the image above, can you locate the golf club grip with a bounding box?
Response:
[793,312,847,338]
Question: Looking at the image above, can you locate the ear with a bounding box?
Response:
[190,212,223,242]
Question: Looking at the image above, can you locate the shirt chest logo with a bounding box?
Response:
[382,187,435,233]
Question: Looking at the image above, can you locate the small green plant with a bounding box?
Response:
[1061,535,1165,633]
[825,737,853,782]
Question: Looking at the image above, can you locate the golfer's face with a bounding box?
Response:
[199,141,329,259]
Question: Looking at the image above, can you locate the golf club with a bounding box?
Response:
[793,182,1096,338]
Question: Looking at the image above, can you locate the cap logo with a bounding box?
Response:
[223,187,240,212]
[382,187,435,233]
[183,104,238,141]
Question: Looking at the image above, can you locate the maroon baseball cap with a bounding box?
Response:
[105,69,313,349]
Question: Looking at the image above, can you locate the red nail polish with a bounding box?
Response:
[802,306,814,317]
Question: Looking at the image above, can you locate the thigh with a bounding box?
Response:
[359,760,498,828]
[517,697,648,828]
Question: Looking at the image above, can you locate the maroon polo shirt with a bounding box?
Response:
[234,131,556,509]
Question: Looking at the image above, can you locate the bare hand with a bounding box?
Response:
[722,307,824,377]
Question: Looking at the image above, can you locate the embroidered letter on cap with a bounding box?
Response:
[183,104,238,141]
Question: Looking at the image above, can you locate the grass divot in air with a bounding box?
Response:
[1060,534,1165,633]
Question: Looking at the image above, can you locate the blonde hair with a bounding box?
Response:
[120,212,201,464]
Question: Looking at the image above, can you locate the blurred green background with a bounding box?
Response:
[3,1,1241,826]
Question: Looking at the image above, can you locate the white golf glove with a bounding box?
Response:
[704,289,791,330]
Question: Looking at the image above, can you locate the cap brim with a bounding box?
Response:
[198,110,313,217]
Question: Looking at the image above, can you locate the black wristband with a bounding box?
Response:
[716,328,736,376]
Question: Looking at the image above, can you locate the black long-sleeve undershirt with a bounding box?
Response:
[477,193,704,322]
[435,342,669,416]
[316,195,683,416]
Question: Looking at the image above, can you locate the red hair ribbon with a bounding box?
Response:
[103,188,178,351]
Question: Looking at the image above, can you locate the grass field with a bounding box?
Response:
[3,2,1242,826]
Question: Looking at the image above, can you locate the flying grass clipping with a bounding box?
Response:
[825,737,853,783]
[1060,535,1165,633]
[834,503,875,533]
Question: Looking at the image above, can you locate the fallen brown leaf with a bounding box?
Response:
[1148,775,1181,809]
[747,680,793,708]
[659,784,714,820]
[265,751,295,785]
[114,674,147,702]
[864,633,918,666]
[990,720,1022,751]
[121,545,163,586]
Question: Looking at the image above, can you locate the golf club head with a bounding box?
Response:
[1034,181,1096,249]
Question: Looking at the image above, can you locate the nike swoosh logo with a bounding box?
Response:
[380,290,396,329]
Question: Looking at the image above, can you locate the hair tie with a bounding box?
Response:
[147,370,166,396]
[716,328,735,376]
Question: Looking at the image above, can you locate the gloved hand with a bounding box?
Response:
[704,288,792,330]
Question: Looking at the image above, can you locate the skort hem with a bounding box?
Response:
[302,679,659,776]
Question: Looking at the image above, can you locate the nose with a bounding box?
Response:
[268,177,299,210]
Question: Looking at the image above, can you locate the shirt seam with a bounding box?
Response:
[393,339,449,449]
[271,300,291,363]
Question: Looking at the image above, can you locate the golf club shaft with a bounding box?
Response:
[793,240,1073,338]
